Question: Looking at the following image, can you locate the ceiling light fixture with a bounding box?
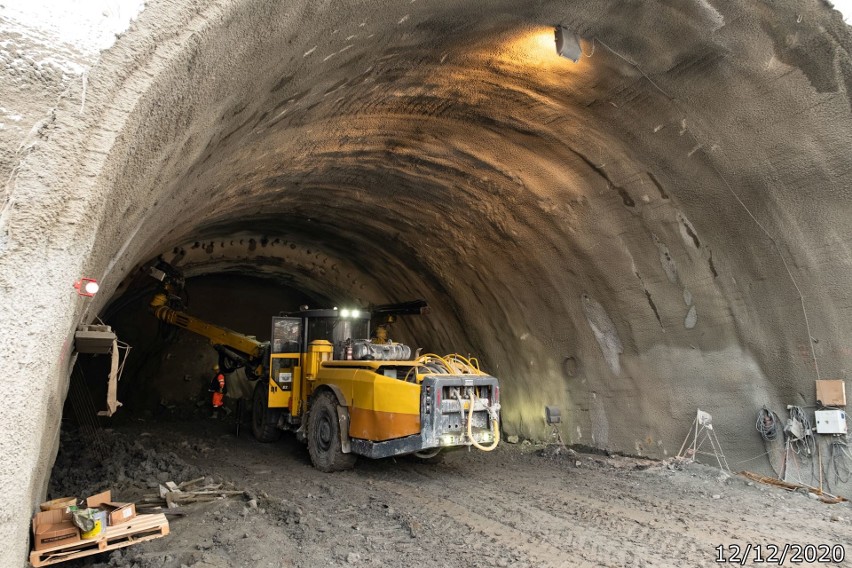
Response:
[554,25,582,62]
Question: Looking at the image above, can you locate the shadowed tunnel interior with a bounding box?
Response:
[2,0,852,563]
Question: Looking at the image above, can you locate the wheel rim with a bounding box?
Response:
[317,411,333,451]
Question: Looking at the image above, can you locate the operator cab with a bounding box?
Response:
[273,308,412,362]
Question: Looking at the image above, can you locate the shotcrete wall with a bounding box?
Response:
[2,0,852,564]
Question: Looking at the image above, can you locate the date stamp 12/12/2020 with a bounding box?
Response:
[715,544,846,564]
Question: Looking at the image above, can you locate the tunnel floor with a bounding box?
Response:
[48,417,850,568]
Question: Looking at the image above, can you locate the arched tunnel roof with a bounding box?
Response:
[1,0,851,563]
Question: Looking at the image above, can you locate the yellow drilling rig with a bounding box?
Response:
[147,263,501,471]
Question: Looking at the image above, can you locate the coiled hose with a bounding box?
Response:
[756,406,780,441]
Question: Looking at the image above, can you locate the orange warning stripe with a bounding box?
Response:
[349,407,420,441]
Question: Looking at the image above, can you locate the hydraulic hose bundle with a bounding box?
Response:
[416,353,484,375]
[412,353,500,451]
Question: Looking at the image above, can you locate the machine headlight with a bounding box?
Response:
[340,309,351,318]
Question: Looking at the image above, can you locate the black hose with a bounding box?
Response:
[756,407,780,441]
[215,348,243,374]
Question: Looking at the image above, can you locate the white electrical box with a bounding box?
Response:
[814,410,848,434]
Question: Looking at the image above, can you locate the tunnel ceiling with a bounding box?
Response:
[120,0,850,302]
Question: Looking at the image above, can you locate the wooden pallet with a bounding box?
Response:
[30,513,169,567]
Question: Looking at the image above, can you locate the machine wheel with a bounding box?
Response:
[412,448,445,464]
[252,381,281,443]
[307,391,357,472]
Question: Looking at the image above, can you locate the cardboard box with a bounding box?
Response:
[86,490,137,526]
[85,490,111,509]
[32,509,80,551]
[39,496,76,512]
[102,502,136,526]
[816,379,847,407]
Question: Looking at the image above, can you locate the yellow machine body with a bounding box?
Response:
[313,362,422,441]
[267,340,334,417]
[265,343,420,440]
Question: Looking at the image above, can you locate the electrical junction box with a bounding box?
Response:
[74,324,116,354]
[545,406,561,424]
[785,418,804,440]
[815,379,846,407]
[814,410,847,435]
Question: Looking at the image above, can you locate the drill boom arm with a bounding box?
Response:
[149,292,265,360]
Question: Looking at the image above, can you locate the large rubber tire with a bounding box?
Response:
[307,391,357,472]
[251,381,282,443]
[412,448,445,464]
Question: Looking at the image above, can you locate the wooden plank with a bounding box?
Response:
[29,514,168,567]
[181,490,242,496]
[161,489,242,506]
[177,476,205,489]
[739,471,848,503]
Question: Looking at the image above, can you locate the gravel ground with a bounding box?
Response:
[44,417,852,568]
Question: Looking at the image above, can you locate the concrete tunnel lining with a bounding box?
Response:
[2,0,852,563]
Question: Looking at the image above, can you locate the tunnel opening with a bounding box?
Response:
[70,272,318,424]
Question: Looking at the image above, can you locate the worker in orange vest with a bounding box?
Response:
[208,364,227,417]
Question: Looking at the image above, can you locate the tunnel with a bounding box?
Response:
[2,0,852,564]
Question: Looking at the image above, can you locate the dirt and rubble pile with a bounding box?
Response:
[48,426,204,500]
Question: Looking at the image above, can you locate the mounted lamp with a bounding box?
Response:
[555,25,582,62]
